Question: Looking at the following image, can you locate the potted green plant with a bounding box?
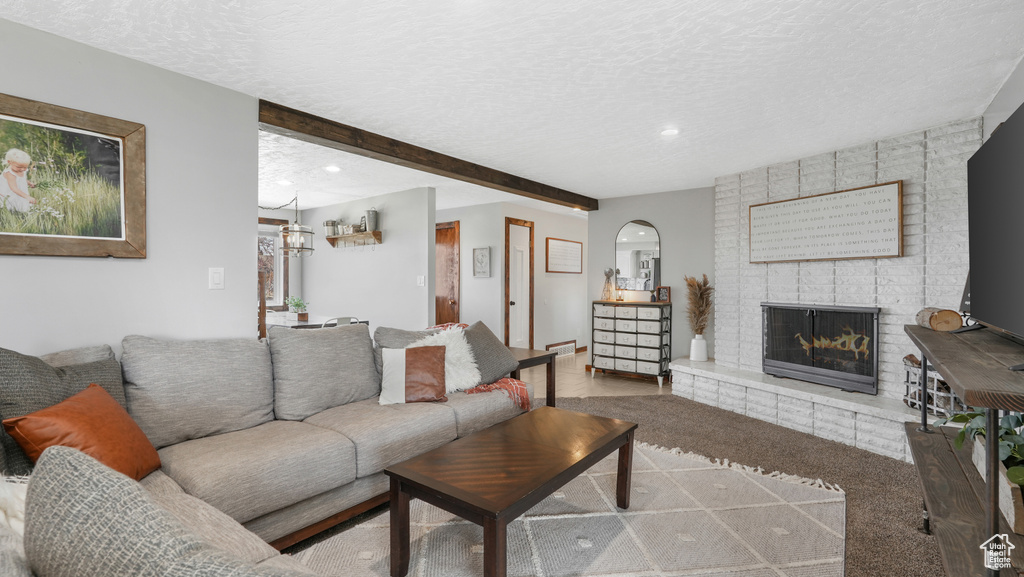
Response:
[684,274,713,362]
[285,296,308,322]
[936,410,1024,533]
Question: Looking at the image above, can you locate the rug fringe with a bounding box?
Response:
[635,441,845,494]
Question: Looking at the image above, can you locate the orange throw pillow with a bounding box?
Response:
[3,384,160,481]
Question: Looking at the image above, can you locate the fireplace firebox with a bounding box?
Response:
[761,302,880,395]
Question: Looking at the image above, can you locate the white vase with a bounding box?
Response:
[690,334,708,362]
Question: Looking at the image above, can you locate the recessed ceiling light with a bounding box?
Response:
[661,128,679,137]
[277,179,293,186]
[621,238,627,241]
[638,231,645,235]
[324,165,341,172]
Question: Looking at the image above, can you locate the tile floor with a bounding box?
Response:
[518,351,673,403]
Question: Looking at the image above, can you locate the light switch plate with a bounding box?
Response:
[209,267,225,290]
[416,275,425,287]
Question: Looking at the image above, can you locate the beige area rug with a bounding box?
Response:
[293,444,846,577]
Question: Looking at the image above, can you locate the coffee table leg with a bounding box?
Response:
[390,478,410,577]
[546,358,556,407]
[616,430,634,509]
[483,518,507,577]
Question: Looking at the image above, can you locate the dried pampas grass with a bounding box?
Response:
[684,274,714,335]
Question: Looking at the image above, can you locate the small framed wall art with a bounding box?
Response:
[473,247,490,277]
[0,92,146,258]
[656,286,671,302]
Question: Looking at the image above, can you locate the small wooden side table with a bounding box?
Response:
[508,348,557,407]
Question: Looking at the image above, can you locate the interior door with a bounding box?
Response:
[505,218,534,348]
[435,221,460,325]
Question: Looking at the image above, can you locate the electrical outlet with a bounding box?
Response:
[416,275,425,287]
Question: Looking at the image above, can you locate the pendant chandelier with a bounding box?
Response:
[279,195,314,257]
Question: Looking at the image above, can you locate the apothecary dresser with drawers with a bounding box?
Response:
[590,300,672,386]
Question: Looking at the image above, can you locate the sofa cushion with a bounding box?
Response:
[444,380,534,437]
[304,398,457,477]
[24,446,313,577]
[3,384,160,481]
[380,346,447,405]
[0,347,124,475]
[147,489,279,566]
[38,344,115,368]
[464,321,520,385]
[158,420,356,524]
[0,524,30,577]
[121,335,275,449]
[269,324,380,420]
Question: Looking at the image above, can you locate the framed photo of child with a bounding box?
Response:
[0,92,146,258]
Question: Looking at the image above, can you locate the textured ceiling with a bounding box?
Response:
[6,1,1024,202]
[258,131,584,214]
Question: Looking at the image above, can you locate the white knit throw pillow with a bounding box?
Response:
[409,329,481,393]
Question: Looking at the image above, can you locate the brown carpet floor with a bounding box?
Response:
[288,395,942,576]
[555,395,942,577]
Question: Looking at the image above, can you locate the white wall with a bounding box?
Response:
[0,20,258,356]
[435,203,504,333]
[301,187,435,332]
[502,203,589,350]
[984,53,1024,139]
[586,187,716,359]
[713,118,982,400]
[436,202,589,349]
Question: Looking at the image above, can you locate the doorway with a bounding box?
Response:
[435,221,460,325]
[505,217,534,348]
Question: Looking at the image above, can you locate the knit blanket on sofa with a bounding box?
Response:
[465,377,531,411]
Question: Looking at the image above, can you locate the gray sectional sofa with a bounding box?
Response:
[0,322,530,576]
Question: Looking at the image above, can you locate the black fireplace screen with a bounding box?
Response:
[762,303,879,394]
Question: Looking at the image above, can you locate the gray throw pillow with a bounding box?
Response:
[269,324,380,420]
[121,336,275,449]
[24,446,311,577]
[0,347,124,475]
[464,322,520,385]
[372,326,435,375]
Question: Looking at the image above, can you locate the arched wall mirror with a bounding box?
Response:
[615,220,660,291]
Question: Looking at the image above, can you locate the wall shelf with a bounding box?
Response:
[326,231,382,248]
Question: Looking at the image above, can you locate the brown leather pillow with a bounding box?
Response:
[379,345,448,405]
[2,384,160,481]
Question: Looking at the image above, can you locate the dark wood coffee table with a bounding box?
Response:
[385,406,637,577]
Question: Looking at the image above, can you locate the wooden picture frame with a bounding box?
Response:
[748,181,902,264]
[656,286,671,302]
[545,237,582,273]
[473,247,490,277]
[0,92,146,258]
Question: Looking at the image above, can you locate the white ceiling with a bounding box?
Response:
[258,131,585,214]
[6,1,1024,207]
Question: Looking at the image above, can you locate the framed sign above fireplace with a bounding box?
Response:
[749,181,902,264]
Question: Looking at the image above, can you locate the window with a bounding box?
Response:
[258,217,289,311]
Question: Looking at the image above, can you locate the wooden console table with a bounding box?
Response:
[906,324,1024,576]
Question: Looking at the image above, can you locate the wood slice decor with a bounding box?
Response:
[915,307,963,332]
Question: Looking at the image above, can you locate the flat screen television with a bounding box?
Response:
[967,101,1024,343]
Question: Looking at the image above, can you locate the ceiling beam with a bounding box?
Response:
[258,100,599,211]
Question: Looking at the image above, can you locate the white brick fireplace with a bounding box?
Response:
[672,117,983,462]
